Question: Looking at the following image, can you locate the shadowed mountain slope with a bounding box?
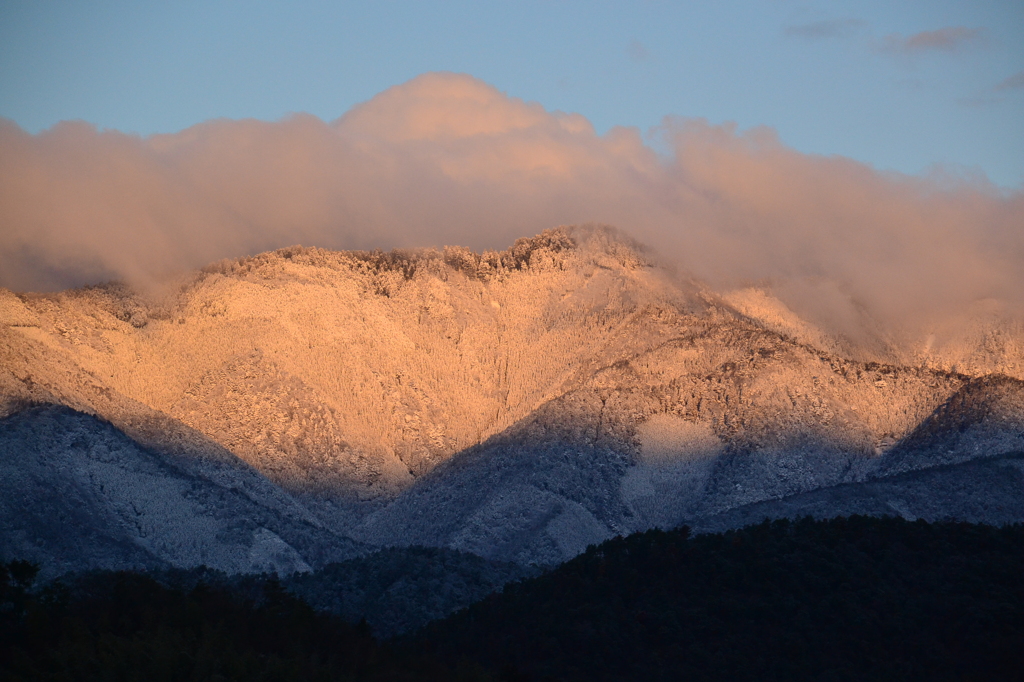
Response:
[696,451,1024,534]
[0,405,365,578]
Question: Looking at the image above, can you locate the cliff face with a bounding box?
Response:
[3,226,1023,569]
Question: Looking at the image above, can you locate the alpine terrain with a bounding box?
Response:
[3,225,1024,574]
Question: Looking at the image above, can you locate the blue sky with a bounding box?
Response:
[2,0,1022,188]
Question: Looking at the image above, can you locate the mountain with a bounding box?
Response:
[0,405,364,579]
[2,225,1023,571]
[695,450,1024,534]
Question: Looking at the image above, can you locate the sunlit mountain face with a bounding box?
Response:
[3,225,1023,572]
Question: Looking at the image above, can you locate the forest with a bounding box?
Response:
[3,515,1023,681]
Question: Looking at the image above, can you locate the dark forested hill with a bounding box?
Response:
[413,516,1024,681]
[5,516,1024,681]
[286,546,537,638]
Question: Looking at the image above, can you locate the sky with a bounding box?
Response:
[1,1,1023,345]
[2,0,1022,187]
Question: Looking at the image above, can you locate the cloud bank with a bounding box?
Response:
[996,71,1024,92]
[880,26,987,55]
[1,72,1022,340]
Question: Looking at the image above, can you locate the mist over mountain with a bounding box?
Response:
[2,226,1023,573]
[3,73,1022,348]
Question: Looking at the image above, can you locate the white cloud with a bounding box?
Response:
[1,72,1021,342]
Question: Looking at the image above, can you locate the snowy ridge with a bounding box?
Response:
[0,405,365,578]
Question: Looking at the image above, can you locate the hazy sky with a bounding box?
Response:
[1,0,1022,188]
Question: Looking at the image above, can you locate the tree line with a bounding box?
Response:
[5,515,1024,681]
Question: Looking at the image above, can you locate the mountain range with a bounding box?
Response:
[3,225,1023,574]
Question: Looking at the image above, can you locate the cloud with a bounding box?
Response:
[956,70,1024,107]
[880,26,987,55]
[784,18,865,40]
[1,71,1022,345]
[995,71,1024,92]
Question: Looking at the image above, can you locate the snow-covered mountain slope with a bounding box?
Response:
[694,450,1024,534]
[2,228,680,502]
[0,405,365,578]
[349,326,1024,564]
[2,225,1023,569]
